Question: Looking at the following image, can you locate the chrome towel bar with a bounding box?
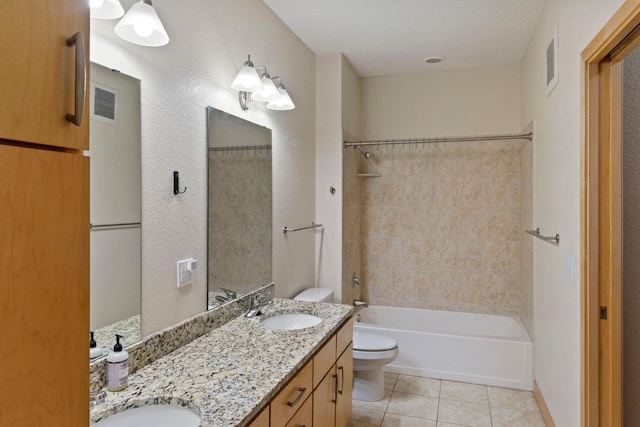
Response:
[526,228,560,246]
[283,222,323,233]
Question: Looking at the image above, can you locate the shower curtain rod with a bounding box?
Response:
[343,132,533,148]
[209,144,272,152]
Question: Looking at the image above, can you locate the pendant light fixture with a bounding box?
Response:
[231,55,295,111]
[90,0,125,20]
[114,0,170,47]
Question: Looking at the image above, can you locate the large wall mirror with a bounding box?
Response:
[206,107,273,309]
[90,62,142,353]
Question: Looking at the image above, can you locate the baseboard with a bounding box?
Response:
[533,381,556,427]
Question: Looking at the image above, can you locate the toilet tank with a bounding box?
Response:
[293,288,334,303]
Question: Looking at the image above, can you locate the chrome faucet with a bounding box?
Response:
[245,290,273,318]
[353,300,369,308]
[219,287,237,300]
[352,272,360,287]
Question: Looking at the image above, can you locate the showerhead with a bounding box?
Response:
[355,145,372,159]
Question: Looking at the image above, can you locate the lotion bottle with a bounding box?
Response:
[89,331,103,359]
[106,334,129,392]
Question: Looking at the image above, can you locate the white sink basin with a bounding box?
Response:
[92,405,200,427]
[261,313,322,330]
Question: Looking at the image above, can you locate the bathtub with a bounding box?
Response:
[354,305,533,391]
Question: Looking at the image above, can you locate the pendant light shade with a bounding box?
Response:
[114,0,169,47]
[231,55,262,92]
[267,85,295,111]
[90,0,125,19]
[251,70,279,102]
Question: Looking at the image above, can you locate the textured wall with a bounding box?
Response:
[519,0,624,424]
[623,46,640,427]
[91,0,317,337]
[358,140,523,315]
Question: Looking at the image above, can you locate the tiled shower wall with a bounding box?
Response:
[342,133,363,304]
[208,150,272,295]
[353,140,529,316]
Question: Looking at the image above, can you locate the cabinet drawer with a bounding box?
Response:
[271,361,313,427]
[336,317,353,357]
[285,394,312,427]
[313,335,336,388]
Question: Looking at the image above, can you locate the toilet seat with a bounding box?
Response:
[354,330,398,351]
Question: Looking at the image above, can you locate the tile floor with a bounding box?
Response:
[348,373,546,427]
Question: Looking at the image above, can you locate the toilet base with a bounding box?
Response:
[353,368,385,401]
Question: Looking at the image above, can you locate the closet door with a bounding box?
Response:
[0,144,89,426]
[0,0,89,150]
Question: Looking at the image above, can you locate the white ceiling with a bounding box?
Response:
[262,0,546,77]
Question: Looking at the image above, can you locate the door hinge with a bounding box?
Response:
[600,306,608,320]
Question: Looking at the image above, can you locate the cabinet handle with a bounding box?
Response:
[338,366,344,395]
[65,32,86,126]
[287,387,306,407]
[332,374,338,403]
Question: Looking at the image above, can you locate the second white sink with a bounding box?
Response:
[92,405,200,427]
[261,313,322,330]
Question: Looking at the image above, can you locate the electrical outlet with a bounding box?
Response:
[177,258,195,287]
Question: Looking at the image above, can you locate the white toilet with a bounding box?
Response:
[293,288,399,402]
[352,328,399,401]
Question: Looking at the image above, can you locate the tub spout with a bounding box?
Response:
[353,300,368,308]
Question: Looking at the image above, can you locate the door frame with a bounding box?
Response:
[582,1,640,426]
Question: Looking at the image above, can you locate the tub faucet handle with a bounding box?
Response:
[352,272,360,287]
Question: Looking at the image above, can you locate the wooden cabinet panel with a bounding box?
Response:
[313,335,336,388]
[336,343,354,427]
[313,365,337,427]
[271,361,313,427]
[0,144,89,426]
[248,405,270,427]
[285,395,312,427]
[0,0,89,149]
[336,317,353,357]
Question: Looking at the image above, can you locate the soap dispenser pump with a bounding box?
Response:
[89,331,103,359]
[106,334,129,392]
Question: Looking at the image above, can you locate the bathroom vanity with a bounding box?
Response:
[90,299,353,427]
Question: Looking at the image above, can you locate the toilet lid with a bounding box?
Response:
[353,330,397,351]
[294,288,334,302]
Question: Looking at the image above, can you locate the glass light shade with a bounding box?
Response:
[251,76,279,102]
[267,87,295,111]
[114,1,169,47]
[90,0,125,19]
[231,65,262,92]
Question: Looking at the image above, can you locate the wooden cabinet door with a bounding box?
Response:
[248,405,270,427]
[313,365,337,427]
[336,343,354,427]
[0,144,89,426]
[0,0,89,150]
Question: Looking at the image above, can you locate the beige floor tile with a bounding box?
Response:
[440,380,488,404]
[437,423,471,427]
[394,375,441,398]
[385,372,399,391]
[348,406,385,427]
[487,386,540,413]
[490,406,546,427]
[382,413,437,427]
[387,392,439,420]
[437,399,491,427]
[354,390,393,413]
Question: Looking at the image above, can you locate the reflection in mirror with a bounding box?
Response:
[90,62,142,355]
[207,107,272,309]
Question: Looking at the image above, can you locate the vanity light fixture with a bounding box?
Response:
[90,0,125,20]
[231,55,295,111]
[114,0,169,47]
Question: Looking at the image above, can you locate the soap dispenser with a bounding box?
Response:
[106,334,129,392]
[89,331,103,359]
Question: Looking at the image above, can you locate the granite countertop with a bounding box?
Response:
[90,298,353,427]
